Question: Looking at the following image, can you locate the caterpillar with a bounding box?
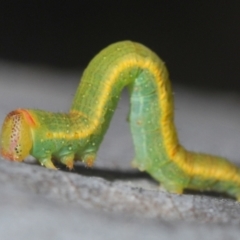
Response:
[1,41,240,200]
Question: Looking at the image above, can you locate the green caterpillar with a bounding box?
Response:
[1,41,240,200]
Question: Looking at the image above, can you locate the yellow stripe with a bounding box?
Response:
[43,53,240,184]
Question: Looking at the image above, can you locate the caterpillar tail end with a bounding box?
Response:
[0,109,34,162]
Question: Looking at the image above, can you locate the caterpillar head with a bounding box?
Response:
[0,109,34,161]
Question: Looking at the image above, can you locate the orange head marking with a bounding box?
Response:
[0,109,35,161]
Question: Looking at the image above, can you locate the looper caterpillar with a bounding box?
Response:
[1,41,240,200]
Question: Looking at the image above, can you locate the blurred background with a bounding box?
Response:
[0,1,239,90]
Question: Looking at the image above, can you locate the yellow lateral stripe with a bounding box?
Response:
[44,54,240,184]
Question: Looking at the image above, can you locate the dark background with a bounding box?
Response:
[0,1,239,90]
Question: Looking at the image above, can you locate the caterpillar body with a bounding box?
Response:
[1,41,240,200]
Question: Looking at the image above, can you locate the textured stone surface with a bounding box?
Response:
[0,62,240,239]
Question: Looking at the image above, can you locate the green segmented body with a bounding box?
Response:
[1,41,240,200]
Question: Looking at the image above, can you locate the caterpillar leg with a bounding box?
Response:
[60,154,75,170]
[160,181,184,195]
[131,158,140,169]
[135,158,188,195]
[131,158,148,171]
[38,157,57,170]
[82,152,96,167]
